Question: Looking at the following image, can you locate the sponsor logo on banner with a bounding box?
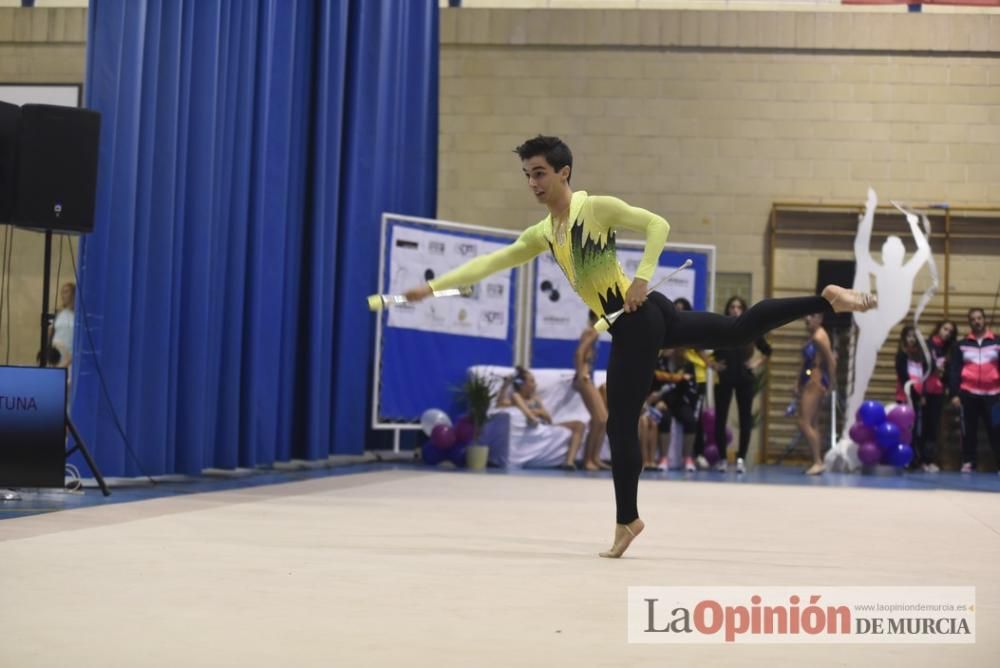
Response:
[428,241,445,255]
[481,310,503,325]
[395,238,418,249]
[456,243,478,257]
[627,587,975,644]
[486,283,505,298]
[0,396,39,411]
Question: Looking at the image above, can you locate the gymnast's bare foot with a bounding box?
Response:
[822,285,876,313]
[599,518,645,558]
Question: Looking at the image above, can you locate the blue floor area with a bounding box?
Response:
[2,460,998,522]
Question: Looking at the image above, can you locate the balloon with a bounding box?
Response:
[420,408,452,436]
[449,443,468,467]
[430,424,456,449]
[857,441,881,466]
[422,443,448,465]
[897,426,913,445]
[453,416,475,445]
[703,444,721,465]
[725,426,733,446]
[848,421,875,445]
[887,404,916,431]
[888,443,914,468]
[857,400,886,428]
[874,421,900,448]
[701,408,716,436]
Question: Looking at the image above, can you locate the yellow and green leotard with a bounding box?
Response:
[428,190,670,318]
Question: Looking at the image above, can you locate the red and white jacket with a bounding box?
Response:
[949,330,1000,397]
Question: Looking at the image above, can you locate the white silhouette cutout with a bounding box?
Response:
[827,188,931,471]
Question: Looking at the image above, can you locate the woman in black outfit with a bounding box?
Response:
[713,296,772,474]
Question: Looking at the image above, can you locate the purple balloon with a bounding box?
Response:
[874,421,900,448]
[701,408,716,437]
[422,443,448,465]
[453,416,475,445]
[449,443,468,467]
[703,444,721,465]
[725,426,733,446]
[848,421,875,445]
[857,400,887,428]
[897,426,913,445]
[858,441,881,466]
[430,424,456,449]
[887,404,916,431]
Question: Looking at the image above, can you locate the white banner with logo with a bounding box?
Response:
[385,226,511,340]
[533,248,697,342]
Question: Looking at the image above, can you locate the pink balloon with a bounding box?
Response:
[848,421,875,445]
[887,404,916,431]
[703,444,720,465]
[898,426,913,445]
[858,441,881,466]
[430,424,456,449]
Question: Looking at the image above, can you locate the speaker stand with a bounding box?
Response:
[39,229,110,497]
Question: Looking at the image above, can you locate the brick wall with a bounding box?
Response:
[439,8,1000,300]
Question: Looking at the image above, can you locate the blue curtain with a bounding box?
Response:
[74,0,438,477]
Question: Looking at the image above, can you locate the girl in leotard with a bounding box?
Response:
[795,314,835,475]
[574,312,610,471]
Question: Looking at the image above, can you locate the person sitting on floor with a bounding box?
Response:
[498,366,586,470]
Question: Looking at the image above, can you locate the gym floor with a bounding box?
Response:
[1,461,997,667]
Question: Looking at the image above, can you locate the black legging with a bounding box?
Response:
[715,377,755,461]
[606,291,830,524]
[919,393,944,464]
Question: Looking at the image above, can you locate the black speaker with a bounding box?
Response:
[816,259,856,330]
[13,104,100,233]
[0,101,19,223]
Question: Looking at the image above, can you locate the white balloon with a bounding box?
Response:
[420,408,452,436]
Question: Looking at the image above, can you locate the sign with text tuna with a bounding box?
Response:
[0,366,67,487]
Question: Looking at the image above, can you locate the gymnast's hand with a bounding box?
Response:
[404,284,433,303]
[624,278,648,313]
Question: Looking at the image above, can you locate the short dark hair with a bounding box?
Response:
[968,307,985,320]
[673,297,692,311]
[514,135,572,180]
